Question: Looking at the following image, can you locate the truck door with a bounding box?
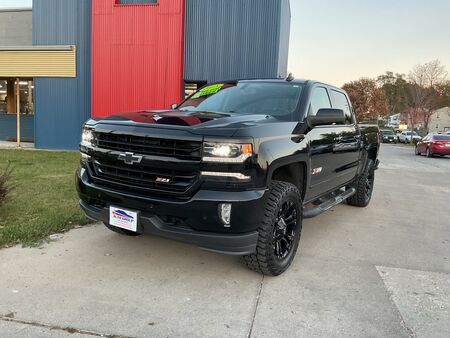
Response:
[307,86,338,199]
[328,89,361,188]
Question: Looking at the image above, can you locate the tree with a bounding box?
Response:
[342,78,389,121]
[377,72,408,113]
[405,60,449,132]
[436,81,450,107]
[409,59,448,87]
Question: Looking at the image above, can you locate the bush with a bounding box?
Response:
[412,138,421,146]
[0,164,13,206]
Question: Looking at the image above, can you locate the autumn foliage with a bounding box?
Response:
[342,78,389,121]
[342,60,449,130]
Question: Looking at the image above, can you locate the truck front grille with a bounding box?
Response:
[89,158,199,196]
[95,132,202,161]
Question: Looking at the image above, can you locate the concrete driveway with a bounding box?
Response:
[1,145,449,337]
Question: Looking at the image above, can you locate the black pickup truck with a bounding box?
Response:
[76,79,380,276]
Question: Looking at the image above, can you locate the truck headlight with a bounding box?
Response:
[81,127,94,147]
[203,142,253,163]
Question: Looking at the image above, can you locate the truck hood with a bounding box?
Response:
[92,110,276,137]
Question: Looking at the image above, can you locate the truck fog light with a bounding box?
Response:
[219,203,232,227]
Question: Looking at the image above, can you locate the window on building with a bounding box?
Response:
[0,79,34,115]
[116,0,157,4]
[330,89,353,124]
[309,87,331,116]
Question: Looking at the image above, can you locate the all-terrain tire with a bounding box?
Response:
[347,159,375,207]
[103,222,141,236]
[243,181,302,276]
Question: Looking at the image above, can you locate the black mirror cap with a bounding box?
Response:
[309,108,346,126]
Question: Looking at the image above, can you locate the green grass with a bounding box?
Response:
[0,149,91,247]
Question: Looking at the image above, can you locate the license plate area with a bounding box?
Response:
[109,206,138,232]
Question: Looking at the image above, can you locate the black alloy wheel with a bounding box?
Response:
[273,200,298,260]
[347,159,375,207]
[364,169,375,203]
[243,181,302,276]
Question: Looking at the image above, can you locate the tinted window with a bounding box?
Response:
[309,87,331,116]
[330,90,353,124]
[433,135,450,140]
[178,82,303,121]
[381,130,395,135]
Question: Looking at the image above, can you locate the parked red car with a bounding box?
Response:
[415,133,450,157]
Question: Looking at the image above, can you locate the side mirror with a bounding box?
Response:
[171,103,178,110]
[309,108,345,126]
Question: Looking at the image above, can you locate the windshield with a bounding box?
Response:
[178,82,304,121]
[382,130,395,135]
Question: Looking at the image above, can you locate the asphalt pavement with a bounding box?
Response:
[0,144,449,337]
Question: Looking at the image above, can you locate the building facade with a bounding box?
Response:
[0,0,291,149]
[429,107,450,132]
[0,8,34,142]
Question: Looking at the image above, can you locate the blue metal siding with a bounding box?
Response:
[32,0,91,150]
[0,114,34,141]
[277,0,290,78]
[184,0,290,83]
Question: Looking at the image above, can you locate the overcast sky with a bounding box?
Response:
[1,0,449,87]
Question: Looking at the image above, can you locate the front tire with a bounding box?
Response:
[347,159,375,207]
[415,147,420,155]
[426,147,433,158]
[103,222,141,236]
[243,181,302,276]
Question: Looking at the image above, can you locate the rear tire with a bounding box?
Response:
[103,222,141,236]
[347,159,375,207]
[243,181,302,276]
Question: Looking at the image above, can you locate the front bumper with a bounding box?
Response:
[76,167,267,255]
[382,137,396,143]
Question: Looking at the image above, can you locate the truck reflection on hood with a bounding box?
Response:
[103,110,232,126]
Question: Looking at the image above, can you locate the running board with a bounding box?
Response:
[303,188,356,219]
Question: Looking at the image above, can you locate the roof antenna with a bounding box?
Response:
[286,73,294,82]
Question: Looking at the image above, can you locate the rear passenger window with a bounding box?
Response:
[330,90,353,124]
[309,87,331,116]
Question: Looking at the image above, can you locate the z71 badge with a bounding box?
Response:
[155,177,171,183]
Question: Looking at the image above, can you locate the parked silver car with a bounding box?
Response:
[398,131,421,143]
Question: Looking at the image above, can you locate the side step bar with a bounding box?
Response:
[303,187,356,219]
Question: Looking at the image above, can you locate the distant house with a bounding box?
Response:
[384,113,403,128]
[429,107,450,132]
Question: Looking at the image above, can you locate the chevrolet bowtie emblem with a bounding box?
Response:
[118,152,143,165]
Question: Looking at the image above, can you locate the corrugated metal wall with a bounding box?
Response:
[0,114,34,141]
[277,0,291,78]
[33,0,92,150]
[91,0,185,118]
[184,0,290,83]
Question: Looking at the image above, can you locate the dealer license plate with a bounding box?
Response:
[109,206,138,232]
